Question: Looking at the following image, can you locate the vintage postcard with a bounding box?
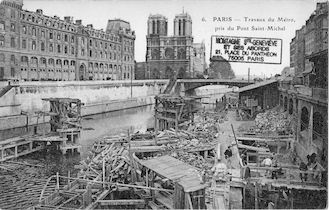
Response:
[0,0,327,209]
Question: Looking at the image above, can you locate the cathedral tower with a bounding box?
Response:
[147,14,168,36]
[173,12,192,36]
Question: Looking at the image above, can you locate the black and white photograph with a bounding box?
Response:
[0,0,327,209]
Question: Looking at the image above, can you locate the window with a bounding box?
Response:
[10,55,15,63]
[64,34,68,42]
[32,40,36,50]
[89,39,92,46]
[11,68,15,77]
[71,47,74,55]
[10,10,15,18]
[41,42,45,51]
[89,50,92,57]
[0,35,4,47]
[57,33,61,40]
[32,27,36,36]
[0,21,4,30]
[81,49,85,56]
[0,67,4,79]
[49,43,53,52]
[0,54,5,62]
[57,44,61,53]
[10,23,15,32]
[22,25,27,34]
[41,30,45,38]
[71,36,74,43]
[49,32,53,39]
[81,38,85,45]
[10,37,15,48]
[21,56,28,63]
[64,46,68,54]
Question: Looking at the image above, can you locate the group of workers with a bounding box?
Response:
[299,153,320,182]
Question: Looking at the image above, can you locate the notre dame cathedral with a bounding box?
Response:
[145,12,205,79]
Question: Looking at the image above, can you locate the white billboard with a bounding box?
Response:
[211,36,282,64]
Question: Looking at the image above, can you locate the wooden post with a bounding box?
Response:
[103,158,105,188]
[175,110,178,133]
[290,190,294,209]
[154,97,158,145]
[56,172,60,191]
[150,171,155,200]
[254,183,258,209]
[231,124,239,147]
[68,171,70,186]
[14,145,18,157]
[146,169,149,187]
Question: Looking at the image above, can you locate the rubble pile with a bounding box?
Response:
[254,108,294,134]
[170,151,213,171]
[76,142,132,183]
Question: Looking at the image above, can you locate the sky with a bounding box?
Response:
[23,0,322,77]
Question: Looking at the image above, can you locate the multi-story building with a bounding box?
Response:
[0,0,135,81]
[280,2,328,167]
[145,12,205,79]
[289,37,296,69]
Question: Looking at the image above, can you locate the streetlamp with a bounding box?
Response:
[130,67,133,98]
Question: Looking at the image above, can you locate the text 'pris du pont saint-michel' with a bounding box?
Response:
[209,16,296,32]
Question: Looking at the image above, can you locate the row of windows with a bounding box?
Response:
[20,12,121,42]
[22,68,75,73]
[0,37,124,60]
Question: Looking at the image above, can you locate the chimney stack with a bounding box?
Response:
[64,16,73,23]
[75,20,82,25]
[36,9,43,15]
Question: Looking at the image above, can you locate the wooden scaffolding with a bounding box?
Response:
[39,98,82,154]
[154,94,201,132]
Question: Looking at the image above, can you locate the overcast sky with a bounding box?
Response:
[24,0,322,77]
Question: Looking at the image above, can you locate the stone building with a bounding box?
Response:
[145,12,205,79]
[280,2,328,167]
[0,0,135,81]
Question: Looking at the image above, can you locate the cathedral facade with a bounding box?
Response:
[145,12,198,79]
[0,0,135,81]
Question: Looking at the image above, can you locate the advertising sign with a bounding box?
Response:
[211,36,282,64]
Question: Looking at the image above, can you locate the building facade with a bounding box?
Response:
[0,0,135,81]
[281,2,328,167]
[145,12,205,79]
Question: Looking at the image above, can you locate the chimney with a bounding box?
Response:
[87,24,93,28]
[64,16,73,23]
[75,19,82,25]
[36,9,43,15]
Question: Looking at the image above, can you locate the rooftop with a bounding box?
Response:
[139,155,206,192]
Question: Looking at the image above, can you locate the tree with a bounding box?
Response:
[208,56,235,79]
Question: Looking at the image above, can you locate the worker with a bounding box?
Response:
[299,159,308,182]
[211,160,228,181]
[224,146,233,171]
[261,157,273,177]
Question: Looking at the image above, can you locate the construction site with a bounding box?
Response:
[0,76,327,209]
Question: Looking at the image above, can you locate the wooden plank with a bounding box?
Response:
[98,199,145,206]
[237,144,270,152]
[236,136,293,142]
